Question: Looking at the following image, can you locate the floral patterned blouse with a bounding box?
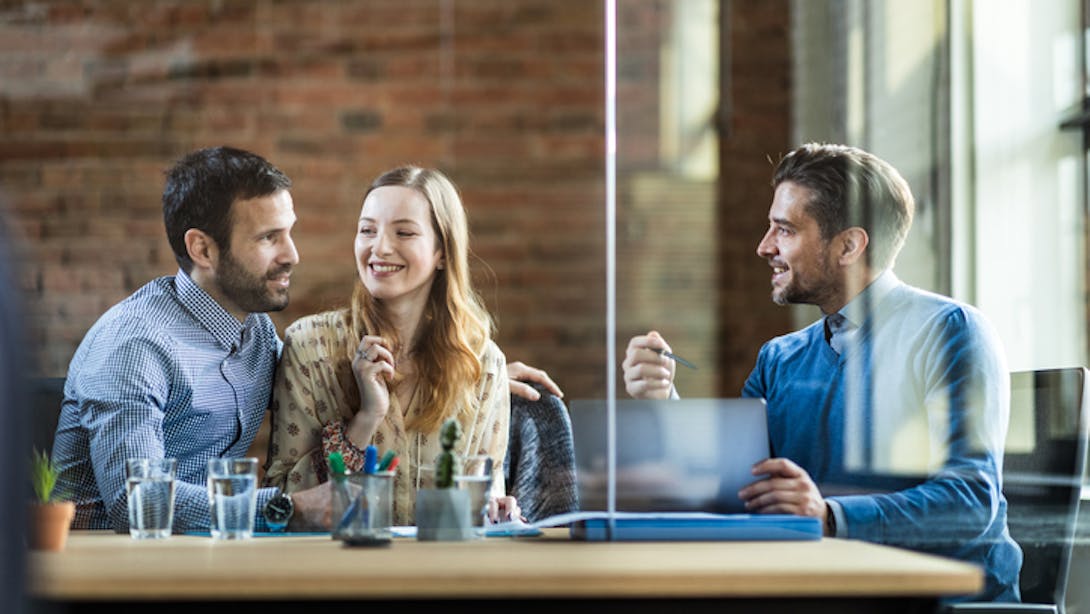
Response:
[263,309,510,525]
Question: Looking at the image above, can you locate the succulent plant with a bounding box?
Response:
[31,447,59,504]
[433,418,462,489]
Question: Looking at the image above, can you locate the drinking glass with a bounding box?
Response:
[333,470,394,545]
[206,457,258,540]
[126,458,177,539]
[455,454,494,528]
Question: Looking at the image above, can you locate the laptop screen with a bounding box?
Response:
[569,398,770,514]
[1004,368,1089,609]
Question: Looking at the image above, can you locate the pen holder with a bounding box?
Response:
[332,471,393,542]
[415,488,475,541]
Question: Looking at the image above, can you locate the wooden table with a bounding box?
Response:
[30,529,983,613]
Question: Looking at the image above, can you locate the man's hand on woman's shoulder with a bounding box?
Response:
[507,361,564,401]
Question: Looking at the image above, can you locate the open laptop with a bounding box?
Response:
[568,397,771,514]
[1003,368,1090,612]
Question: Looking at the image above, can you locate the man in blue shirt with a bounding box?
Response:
[53,146,332,533]
[623,143,1021,602]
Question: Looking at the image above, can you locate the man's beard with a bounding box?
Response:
[770,250,838,308]
[217,251,291,315]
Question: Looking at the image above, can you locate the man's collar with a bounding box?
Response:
[175,268,249,350]
[840,269,900,326]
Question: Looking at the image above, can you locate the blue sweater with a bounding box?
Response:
[743,273,1021,602]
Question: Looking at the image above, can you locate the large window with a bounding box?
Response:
[793,0,1088,372]
[965,0,1086,372]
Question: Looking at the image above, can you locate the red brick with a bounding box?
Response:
[4,0,792,402]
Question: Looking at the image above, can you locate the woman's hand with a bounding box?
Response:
[487,495,526,524]
[347,335,395,445]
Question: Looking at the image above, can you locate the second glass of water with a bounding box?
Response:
[206,457,258,540]
[126,458,177,539]
[455,454,494,530]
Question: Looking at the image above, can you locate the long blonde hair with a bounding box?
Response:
[345,166,495,433]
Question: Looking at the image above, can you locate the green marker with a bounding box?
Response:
[377,449,396,472]
[328,451,346,476]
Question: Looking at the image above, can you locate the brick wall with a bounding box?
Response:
[717,0,793,395]
[1,0,790,403]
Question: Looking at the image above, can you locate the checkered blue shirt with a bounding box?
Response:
[53,270,282,533]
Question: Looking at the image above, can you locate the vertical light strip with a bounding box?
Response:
[604,0,618,540]
[948,0,974,303]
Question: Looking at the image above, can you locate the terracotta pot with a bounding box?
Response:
[29,501,75,551]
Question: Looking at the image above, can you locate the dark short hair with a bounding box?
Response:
[772,143,914,270]
[162,146,292,273]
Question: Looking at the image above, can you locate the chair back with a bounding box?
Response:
[504,384,579,522]
[1004,368,1090,611]
[30,376,66,455]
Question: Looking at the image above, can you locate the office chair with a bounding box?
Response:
[504,383,579,522]
[30,376,66,456]
[947,367,1090,614]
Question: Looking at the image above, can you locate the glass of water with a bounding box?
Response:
[126,458,177,539]
[455,454,494,530]
[206,457,259,540]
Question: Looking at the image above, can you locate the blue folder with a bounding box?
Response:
[565,512,823,542]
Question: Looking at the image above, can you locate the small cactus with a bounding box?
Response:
[434,418,462,489]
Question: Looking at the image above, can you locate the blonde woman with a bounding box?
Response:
[264,166,519,526]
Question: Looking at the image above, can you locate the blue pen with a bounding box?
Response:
[364,445,378,474]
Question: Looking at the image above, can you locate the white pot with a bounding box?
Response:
[415,488,475,541]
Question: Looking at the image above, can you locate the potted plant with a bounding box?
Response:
[29,447,75,551]
[415,419,474,541]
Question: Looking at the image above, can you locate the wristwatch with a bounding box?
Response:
[824,501,837,537]
[263,492,294,532]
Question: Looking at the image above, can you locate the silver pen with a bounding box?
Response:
[653,347,697,370]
